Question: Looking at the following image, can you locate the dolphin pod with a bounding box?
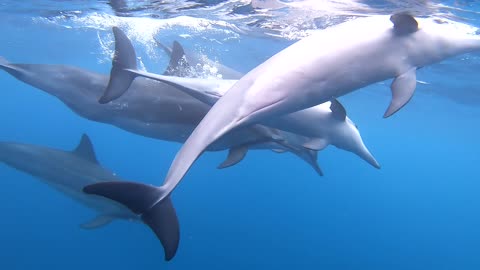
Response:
[0,134,180,259]
[83,13,480,260]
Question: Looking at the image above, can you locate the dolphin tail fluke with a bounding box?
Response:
[0,56,21,77]
[98,27,139,104]
[83,181,179,261]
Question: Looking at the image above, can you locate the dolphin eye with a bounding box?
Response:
[355,124,359,130]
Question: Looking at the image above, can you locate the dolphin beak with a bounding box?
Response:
[358,147,381,169]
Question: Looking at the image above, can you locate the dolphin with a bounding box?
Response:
[154,38,244,79]
[84,14,480,260]
[0,46,322,174]
[118,71,379,169]
[0,134,180,260]
[99,26,379,169]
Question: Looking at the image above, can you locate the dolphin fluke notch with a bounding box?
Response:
[98,27,138,104]
[83,181,179,261]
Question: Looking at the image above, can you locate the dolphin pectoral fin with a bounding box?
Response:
[218,145,249,169]
[163,41,191,77]
[272,149,287,153]
[384,67,417,118]
[98,27,139,104]
[83,181,179,261]
[306,150,323,177]
[390,13,418,35]
[302,138,329,151]
[80,215,114,230]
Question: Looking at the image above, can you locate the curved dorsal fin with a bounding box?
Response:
[330,98,347,121]
[390,13,418,35]
[163,41,191,76]
[73,134,99,164]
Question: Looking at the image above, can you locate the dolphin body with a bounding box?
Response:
[0,134,180,260]
[100,26,379,169]
[85,14,480,260]
[0,46,323,173]
[121,71,379,169]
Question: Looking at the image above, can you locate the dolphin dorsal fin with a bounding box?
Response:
[330,98,347,121]
[163,41,190,76]
[390,13,418,35]
[73,134,99,164]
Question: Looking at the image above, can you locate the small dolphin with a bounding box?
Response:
[155,38,243,79]
[0,134,179,260]
[0,42,321,173]
[85,14,480,261]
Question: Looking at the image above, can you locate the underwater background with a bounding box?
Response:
[1,0,480,269]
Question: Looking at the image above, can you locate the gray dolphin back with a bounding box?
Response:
[83,181,179,261]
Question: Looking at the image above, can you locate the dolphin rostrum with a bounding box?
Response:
[84,14,480,261]
[0,134,180,260]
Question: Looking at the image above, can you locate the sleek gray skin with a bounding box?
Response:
[85,14,480,262]
[155,39,244,80]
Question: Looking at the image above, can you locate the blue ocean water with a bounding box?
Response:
[1,1,480,269]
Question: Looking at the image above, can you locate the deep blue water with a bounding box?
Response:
[1,1,480,269]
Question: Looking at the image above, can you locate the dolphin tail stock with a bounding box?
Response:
[83,181,179,261]
[98,26,139,104]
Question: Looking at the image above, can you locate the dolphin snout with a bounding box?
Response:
[361,149,381,169]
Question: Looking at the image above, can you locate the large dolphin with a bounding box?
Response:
[119,71,379,169]
[0,46,322,174]
[85,13,480,260]
[0,134,179,260]
[99,26,379,168]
